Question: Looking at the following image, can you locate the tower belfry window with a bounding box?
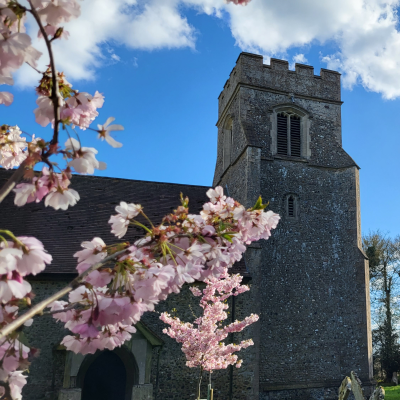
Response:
[288,196,295,217]
[286,194,298,219]
[277,112,301,157]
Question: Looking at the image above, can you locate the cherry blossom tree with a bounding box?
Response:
[0,0,262,399]
[161,273,259,400]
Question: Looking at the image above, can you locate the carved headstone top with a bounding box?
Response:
[338,376,352,400]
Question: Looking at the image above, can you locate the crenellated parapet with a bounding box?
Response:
[218,52,341,118]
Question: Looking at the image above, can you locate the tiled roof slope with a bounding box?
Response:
[0,170,250,277]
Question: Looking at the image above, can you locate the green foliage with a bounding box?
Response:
[251,196,268,211]
[381,383,400,400]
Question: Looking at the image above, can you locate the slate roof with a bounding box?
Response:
[0,170,250,278]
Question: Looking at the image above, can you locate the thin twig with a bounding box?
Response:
[0,1,60,206]
[25,61,43,75]
[0,162,27,204]
[0,249,129,340]
[41,303,82,316]
[27,0,61,146]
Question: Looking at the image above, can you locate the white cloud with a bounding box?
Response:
[225,0,400,99]
[16,0,195,85]
[13,0,400,99]
[290,54,308,70]
[293,54,308,65]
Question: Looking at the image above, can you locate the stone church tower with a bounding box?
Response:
[213,52,374,399]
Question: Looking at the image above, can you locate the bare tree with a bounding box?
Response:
[363,231,400,382]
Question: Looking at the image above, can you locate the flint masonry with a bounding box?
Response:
[0,52,374,400]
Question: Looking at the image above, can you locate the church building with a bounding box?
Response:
[0,52,373,400]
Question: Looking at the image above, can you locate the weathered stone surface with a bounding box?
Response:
[131,384,153,400]
[58,389,81,400]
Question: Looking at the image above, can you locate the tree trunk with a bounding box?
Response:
[197,367,203,400]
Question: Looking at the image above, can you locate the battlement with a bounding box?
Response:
[218,52,341,117]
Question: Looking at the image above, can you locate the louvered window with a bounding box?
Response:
[286,194,298,219]
[276,112,301,157]
[288,196,295,217]
[277,113,288,155]
[290,116,301,157]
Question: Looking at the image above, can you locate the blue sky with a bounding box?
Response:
[4,0,400,237]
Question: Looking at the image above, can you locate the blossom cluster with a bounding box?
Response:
[161,272,259,371]
[14,166,80,210]
[46,187,278,357]
[1,0,124,213]
[0,187,278,397]
[0,126,27,170]
[0,234,52,399]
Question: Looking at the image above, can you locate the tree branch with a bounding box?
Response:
[27,0,61,146]
[0,162,27,204]
[0,248,128,340]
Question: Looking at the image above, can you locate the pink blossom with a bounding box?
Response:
[14,236,52,276]
[13,183,37,206]
[0,91,13,105]
[44,187,80,210]
[0,248,22,275]
[61,91,104,129]
[161,273,259,372]
[206,186,226,204]
[33,0,81,26]
[74,237,106,264]
[0,33,41,79]
[97,117,123,148]
[34,96,57,127]
[0,275,31,303]
[71,323,99,338]
[0,126,27,169]
[109,202,142,238]
[64,138,106,174]
[9,371,27,400]
[13,176,50,207]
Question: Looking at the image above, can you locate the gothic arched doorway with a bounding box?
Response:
[82,351,126,400]
[77,347,139,400]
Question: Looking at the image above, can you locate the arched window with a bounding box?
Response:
[286,194,298,219]
[277,112,301,157]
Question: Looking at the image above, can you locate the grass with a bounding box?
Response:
[380,383,400,399]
